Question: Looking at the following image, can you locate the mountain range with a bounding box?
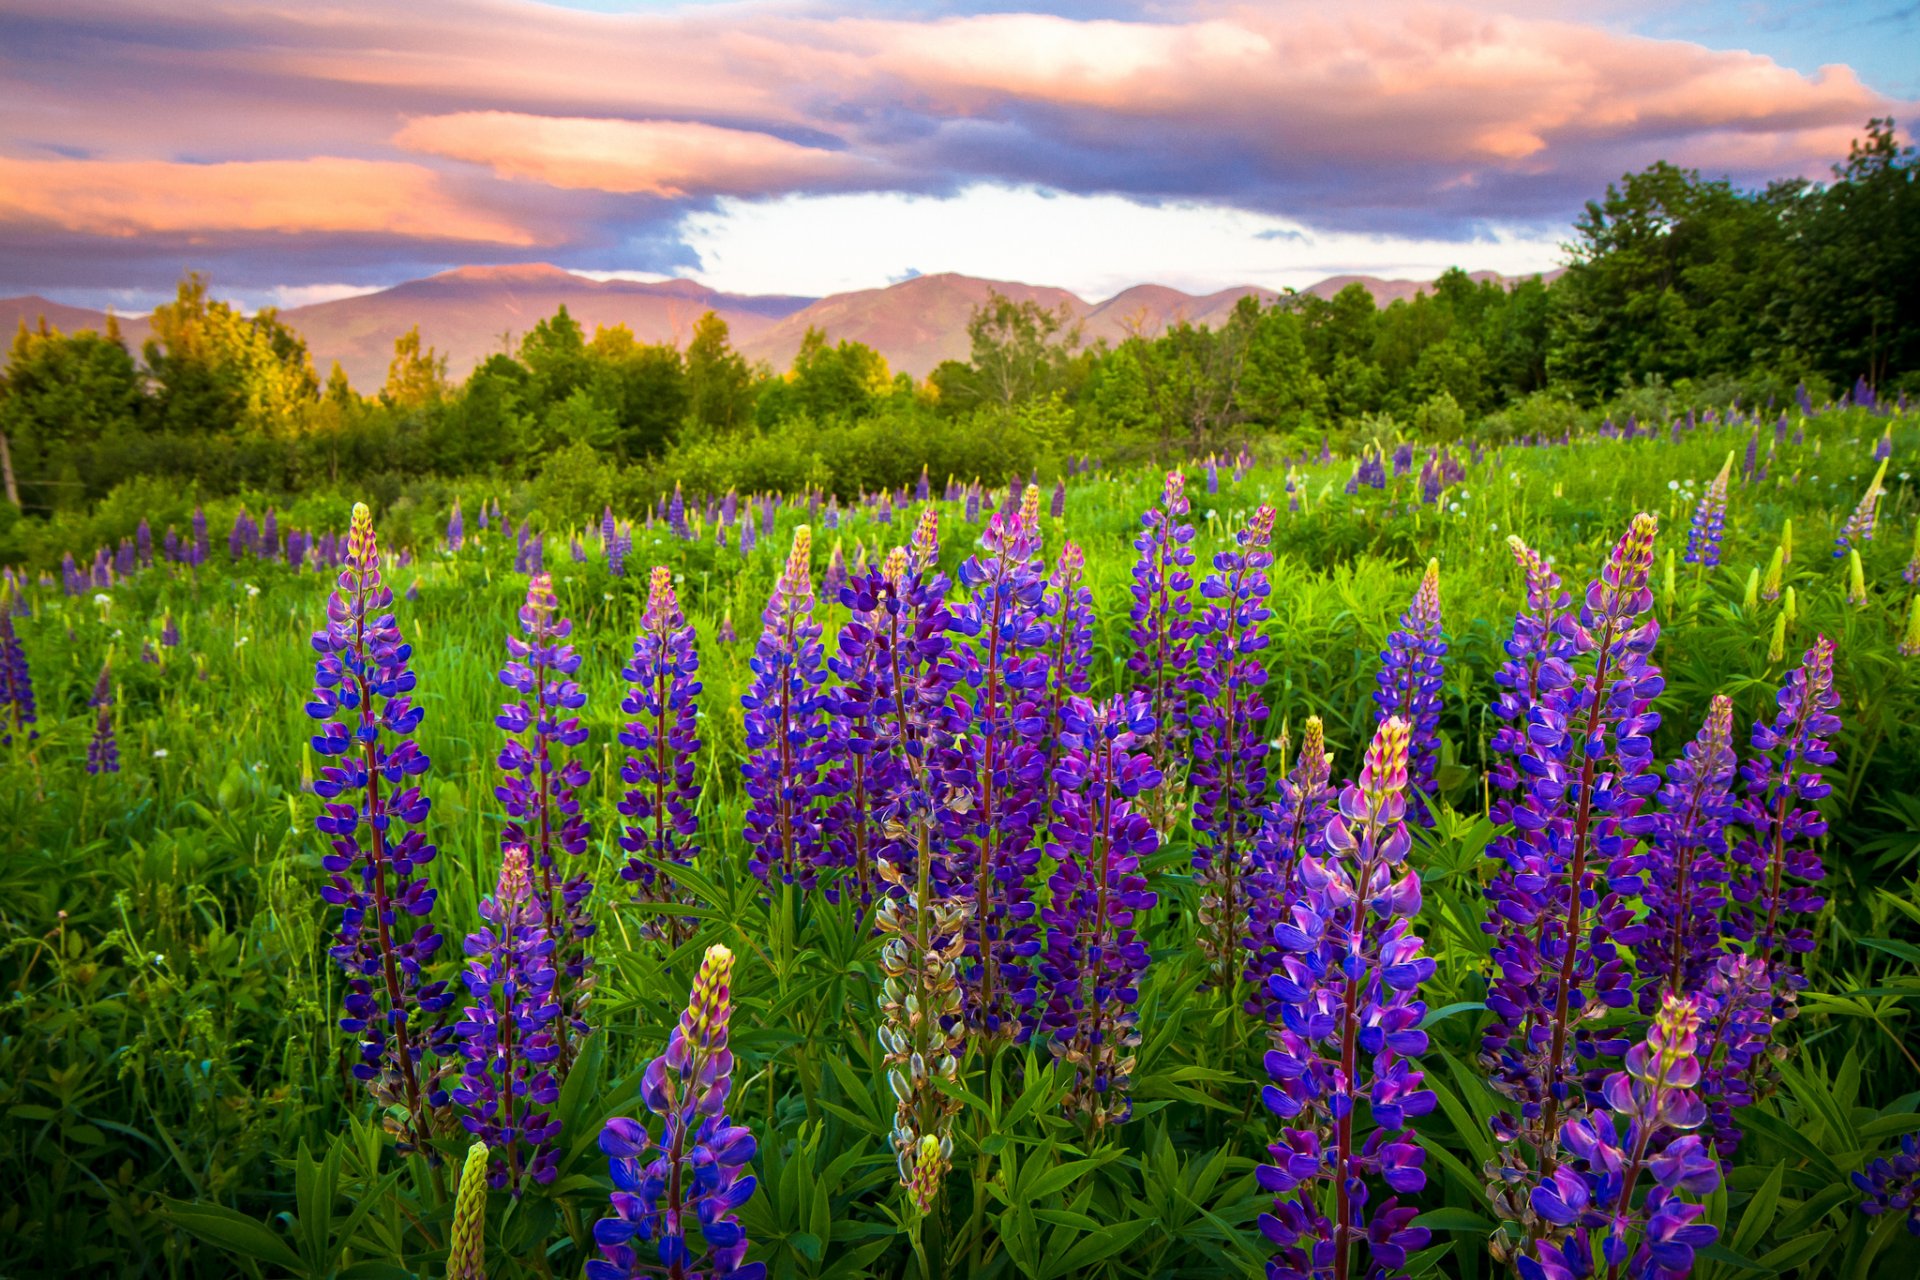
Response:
[1,264,1553,390]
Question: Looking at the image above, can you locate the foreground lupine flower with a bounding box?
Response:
[1683,452,1734,568]
[588,945,763,1280]
[496,572,595,1067]
[1125,471,1196,783]
[1486,538,1574,829]
[1373,559,1446,821]
[944,490,1051,1041]
[453,845,562,1192]
[1481,515,1662,1247]
[0,591,36,745]
[1833,458,1888,556]
[446,1139,490,1279]
[1188,504,1276,986]
[820,552,902,912]
[307,503,451,1149]
[1693,951,1776,1160]
[1519,996,1720,1280]
[742,528,828,887]
[1038,542,1095,809]
[1244,716,1336,1021]
[1854,1133,1920,1238]
[619,567,703,944]
[1040,694,1160,1128]
[1257,717,1436,1280]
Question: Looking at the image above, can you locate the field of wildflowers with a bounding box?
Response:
[2,397,1919,1279]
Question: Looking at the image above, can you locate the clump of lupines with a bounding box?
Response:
[452,844,562,1192]
[1520,995,1721,1280]
[1683,452,1734,567]
[944,488,1051,1041]
[1481,514,1663,1245]
[496,571,595,1065]
[741,527,828,888]
[1372,558,1445,821]
[1040,693,1160,1129]
[618,567,703,942]
[1854,1133,1920,1238]
[588,945,762,1280]
[1187,503,1277,986]
[307,503,450,1149]
[1727,636,1840,995]
[1245,716,1336,1020]
[1038,541,1095,808]
[0,590,36,744]
[1833,458,1888,556]
[1125,471,1196,781]
[1256,717,1436,1280]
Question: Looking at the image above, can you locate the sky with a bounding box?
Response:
[0,0,1913,312]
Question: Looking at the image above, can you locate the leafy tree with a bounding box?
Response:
[588,325,689,462]
[143,274,317,437]
[382,327,448,409]
[1236,300,1324,429]
[757,327,894,427]
[0,319,142,512]
[685,311,754,435]
[944,291,1083,409]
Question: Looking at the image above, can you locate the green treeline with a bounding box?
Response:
[2,120,1915,557]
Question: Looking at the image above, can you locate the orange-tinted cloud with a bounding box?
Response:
[0,155,537,244]
[393,112,870,198]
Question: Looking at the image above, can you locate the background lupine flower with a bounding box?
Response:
[447,1140,490,1280]
[447,499,464,551]
[1901,597,1920,658]
[453,844,562,1192]
[618,567,703,945]
[85,667,118,774]
[1833,458,1889,556]
[1244,716,1336,1020]
[1038,541,1095,809]
[742,527,828,888]
[496,571,594,1068]
[0,594,37,745]
[1873,424,1893,462]
[1519,996,1720,1280]
[1256,717,1436,1280]
[1481,515,1662,1245]
[1854,1133,1920,1238]
[1187,504,1276,986]
[1847,548,1869,608]
[1373,558,1446,822]
[1621,696,1738,1010]
[1683,452,1734,567]
[1904,522,1920,586]
[943,489,1051,1042]
[1125,471,1197,797]
[716,610,737,645]
[1050,478,1066,519]
[306,502,450,1149]
[1040,694,1160,1129]
[588,945,763,1280]
[1728,635,1840,993]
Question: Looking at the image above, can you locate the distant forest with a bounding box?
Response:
[1,119,1915,561]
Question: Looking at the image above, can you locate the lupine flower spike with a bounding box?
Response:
[1854,1133,1920,1238]
[1834,458,1889,556]
[1257,717,1437,1280]
[1038,542,1095,810]
[496,571,594,1068]
[1374,559,1446,822]
[1125,471,1196,808]
[0,587,37,745]
[742,528,827,888]
[619,567,704,944]
[307,503,451,1149]
[1683,452,1733,567]
[588,945,763,1280]
[1901,597,1920,658]
[446,1139,490,1280]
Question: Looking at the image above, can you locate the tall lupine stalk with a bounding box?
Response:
[1256,717,1437,1280]
[307,502,450,1151]
[1,588,38,745]
[1487,538,1575,827]
[1833,458,1889,556]
[618,567,703,946]
[589,945,763,1280]
[453,844,562,1193]
[1039,693,1160,1130]
[822,549,908,915]
[944,489,1051,1042]
[1520,996,1721,1280]
[1038,541,1095,811]
[1481,514,1663,1254]
[1126,471,1197,815]
[496,572,595,1071]
[742,528,828,889]
[1245,716,1336,1021]
[85,663,118,775]
[1373,558,1445,822]
[1188,503,1277,987]
[1683,453,1734,568]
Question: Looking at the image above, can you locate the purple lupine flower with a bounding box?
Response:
[1834,459,1889,556]
[668,482,689,540]
[600,506,617,555]
[478,501,490,532]
[262,508,280,561]
[964,485,981,524]
[1391,441,1413,475]
[1257,717,1436,1280]
[1480,514,1663,1241]
[136,518,152,567]
[1186,503,1276,985]
[588,945,763,1280]
[1683,452,1734,568]
[741,528,828,887]
[86,699,119,774]
[289,529,311,571]
[820,549,905,915]
[1038,541,1095,810]
[495,571,594,1069]
[1040,693,1160,1128]
[1357,450,1386,490]
[716,610,737,644]
[453,844,562,1192]
[229,508,251,562]
[1726,635,1840,986]
[875,491,894,525]
[1520,997,1721,1280]
[1244,716,1337,1020]
[916,466,931,502]
[0,596,36,746]
[192,506,209,564]
[115,537,135,578]
[1690,952,1776,1160]
[1854,1133,1920,1238]
[1205,457,1219,494]
[944,487,1051,1042]
[306,503,451,1148]
[1855,374,1878,410]
[1049,478,1066,519]
[1373,558,1446,821]
[1126,471,1197,790]
[1873,425,1892,462]
[571,535,588,564]
[609,523,630,578]
[1622,696,1737,1009]
[739,514,756,556]
[1741,430,1760,483]
[60,553,81,597]
[447,499,464,551]
[618,567,703,945]
[823,541,848,603]
[163,527,181,563]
